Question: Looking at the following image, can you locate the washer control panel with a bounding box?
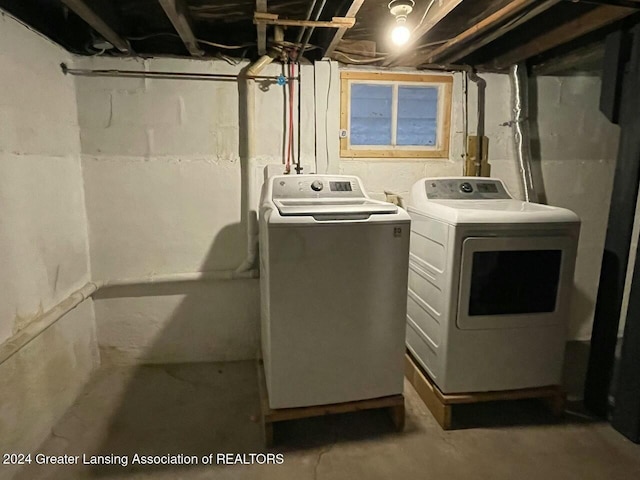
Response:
[424,178,511,200]
[272,175,364,199]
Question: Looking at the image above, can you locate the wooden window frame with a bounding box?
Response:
[340,71,453,159]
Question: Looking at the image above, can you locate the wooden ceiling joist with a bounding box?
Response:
[488,4,636,69]
[383,0,467,67]
[59,0,130,53]
[253,13,356,29]
[324,0,365,58]
[158,0,204,56]
[256,0,267,55]
[412,0,561,66]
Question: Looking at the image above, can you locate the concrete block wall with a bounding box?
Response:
[72,56,620,358]
[532,76,619,340]
[73,56,316,364]
[321,67,619,341]
[0,13,98,477]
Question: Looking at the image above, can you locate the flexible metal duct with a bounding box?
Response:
[509,63,538,203]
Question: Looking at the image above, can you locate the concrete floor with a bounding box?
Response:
[13,361,640,480]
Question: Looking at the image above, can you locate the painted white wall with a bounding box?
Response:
[329,69,525,200]
[0,15,92,343]
[73,56,316,363]
[72,55,618,363]
[0,12,98,474]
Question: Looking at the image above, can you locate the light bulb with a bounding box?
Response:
[391,24,410,46]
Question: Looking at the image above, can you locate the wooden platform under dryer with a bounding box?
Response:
[257,360,405,446]
[404,351,566,430]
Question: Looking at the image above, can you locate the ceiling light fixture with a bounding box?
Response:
[388,0,414,47]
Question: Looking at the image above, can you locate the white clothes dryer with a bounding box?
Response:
[406,177,580,393]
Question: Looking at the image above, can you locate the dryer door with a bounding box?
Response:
[456,235,576,330]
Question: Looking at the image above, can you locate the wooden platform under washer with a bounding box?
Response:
[404,351,566,430]
[257,360,405,446]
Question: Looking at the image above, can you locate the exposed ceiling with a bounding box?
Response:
[1,0,639,74]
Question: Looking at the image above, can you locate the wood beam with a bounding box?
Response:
[158,0,203,56]
[488,4,635,69]
[256,0,267,55]
[584,26,638,419]
[412,0,560,66]
[60,0,130,53]
[253,13,356,29]
[383,0,466,67]
[574,0,640,8]
[323,0,365,58]
[600,30,629,123]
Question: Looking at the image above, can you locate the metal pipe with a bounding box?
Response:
[295,62,305,174]
[300,0,329,58]
[467,69,486,176]
[60,63,297,82]
[0,283,98,366]
[295,0,319,45]
[509,63,538,203]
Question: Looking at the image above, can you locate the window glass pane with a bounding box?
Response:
[397,86,438,146]
[350,84,392,145]
[469,250,562,316]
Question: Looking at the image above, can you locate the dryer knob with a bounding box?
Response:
[460,182,473,193]
[311,180,324,191]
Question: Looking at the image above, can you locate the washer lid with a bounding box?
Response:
[274,198,397,217]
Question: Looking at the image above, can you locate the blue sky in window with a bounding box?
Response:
[350,84,392,145]
[397,86,438,146]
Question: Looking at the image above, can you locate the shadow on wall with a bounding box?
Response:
[17,233,401,477]
[11,68,397,478]
[561,271,595,400]
[9,229,260,480]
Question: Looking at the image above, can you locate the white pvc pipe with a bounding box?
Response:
[97,269,258,289]
[235,77,260,274]
[0,282,98,366]
[0,267,259,364]
[236,53,276,274]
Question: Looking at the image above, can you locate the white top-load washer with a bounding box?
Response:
[407,177,580,394]
[260,174,410,409]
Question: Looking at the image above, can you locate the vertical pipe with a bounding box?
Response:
[509,63,538,203]
[467,69,486,177]
[299,0,328,57]
[235,76,258,273]
[296,0,319,45]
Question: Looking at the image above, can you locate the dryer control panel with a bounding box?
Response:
[424,178,511,200]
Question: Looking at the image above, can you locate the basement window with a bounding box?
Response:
[340,71,453,159]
